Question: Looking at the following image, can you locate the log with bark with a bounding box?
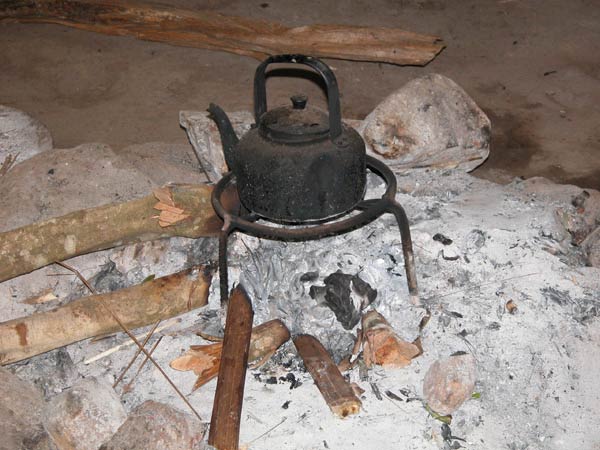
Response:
[0,265,212,365]
[208,285,254,450]
[0,0,444,66]
[294,334,362,418]
[170,319,290,391]
[0,184,231,283]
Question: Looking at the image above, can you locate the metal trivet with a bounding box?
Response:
[211,155,419,305]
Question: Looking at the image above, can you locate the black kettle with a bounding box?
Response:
[208,54,366,223]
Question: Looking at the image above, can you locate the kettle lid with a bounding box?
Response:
[258,95,330,144]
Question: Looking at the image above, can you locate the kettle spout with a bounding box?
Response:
[207,103,239,172]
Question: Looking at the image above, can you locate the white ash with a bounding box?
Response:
[2,168,600,450]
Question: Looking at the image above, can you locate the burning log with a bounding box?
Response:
[0,266,212,365]
[0,184,224,283]
[170,319,290,391]
[208,286,254,450]
[294,334,361,418]
[362,310,421,368]
[0,0,444,66]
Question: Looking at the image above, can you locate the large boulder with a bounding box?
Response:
[100,401,207,450]
[43,377,127,450]
[359,74,490,172]
[0,142,206,232]
[0,367,56,450]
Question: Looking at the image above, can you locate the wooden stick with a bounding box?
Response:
[294,334,361,418]
[113,320,160,388]
[170,319,290,391]
[0,266,212,365]
[208,285,254,450]
[121,335,163,394]
[0,0,444,66]
[83,319,177,364]
[0,183,225,283]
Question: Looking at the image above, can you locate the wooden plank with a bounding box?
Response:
[294,334,361,418]
[0,0,444,66]
[208,285,254,450]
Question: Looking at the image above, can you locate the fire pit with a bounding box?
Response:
[211,154,419,305]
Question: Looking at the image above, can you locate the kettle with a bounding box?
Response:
[208,54,366,223]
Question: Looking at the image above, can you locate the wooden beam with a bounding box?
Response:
[208,285,254,450]
[0,0,444,66]
[0,266,212,365]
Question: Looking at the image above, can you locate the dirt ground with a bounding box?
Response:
[1,0,599,189]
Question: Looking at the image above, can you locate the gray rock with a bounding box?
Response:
[43,377,127,450]
[0,141,206,232]
[180,110,253,182]
[582,227,600,267]
[99,400,206,450]
[0,105,53,169]
[422,353,477,415]
[0,367,57,450]
[115,142,207,186]
[359,74,490,172]
[0,143,154,232]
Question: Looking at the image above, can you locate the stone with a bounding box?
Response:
[422,353,477,415]
[115,142,207,187]
[180,110,253,182]
[0,105,53,169]
[359,74,490,172]
[582,227,600,267]
[43,377,127,450]
[0,140,208,232]
[0,367,56,450]
[99,400,206,450]
[11,348,81,398]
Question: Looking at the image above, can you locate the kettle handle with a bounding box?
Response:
[253,55,343,141]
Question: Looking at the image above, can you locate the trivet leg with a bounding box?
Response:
[387,201,420,305]
[218,226,232,305]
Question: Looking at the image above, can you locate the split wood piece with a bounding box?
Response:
[170,319,290,391]
[0,0,444,66]
[0,266,212,365]
[208,285,254,450]
[294,334,361,418]
[0,184,225,283]
[362,310,421,368]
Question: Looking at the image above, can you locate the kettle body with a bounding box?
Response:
[209,55,366,223]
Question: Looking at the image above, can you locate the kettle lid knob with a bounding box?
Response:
[290,94,308,110]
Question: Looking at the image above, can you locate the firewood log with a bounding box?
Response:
[294,334,361,418]
[170,319,290,391]
[0,0,444,66]
[0,266,212,365]
[208,285,254,450]
[362,310,421,368]
[0,184,226,283]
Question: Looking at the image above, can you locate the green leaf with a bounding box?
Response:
[425,404,452,424]
[471,392,481,399]
[142,274,156,283]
